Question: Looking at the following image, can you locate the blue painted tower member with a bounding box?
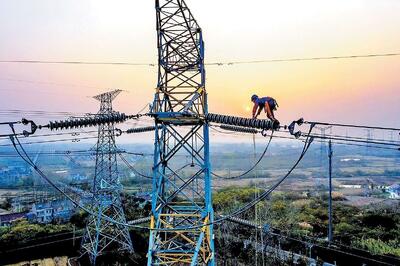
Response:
[147,0,215,265]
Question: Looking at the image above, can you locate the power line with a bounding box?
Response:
[275,233,395,266]
[118,152,152,179]
[1,52,399,67]
[213,125,400,151]
[226,218,396,266]
[0,109,86,116]
[212,132,274,179]
[0,130,98,140]
[5,122,313,232]
[308,138,400,151]
[207,52,400,66]
[313,132,400,145]
[0,60,154,66]
[27,131,98,139]
[304,120,400,132]
[0,77,100,89]
[1,236,79,254]
[0,136,99,147]
[307,133,400,147]
[1,118,396,233]
[7,133,148,231]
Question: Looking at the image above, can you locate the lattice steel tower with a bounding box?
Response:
[147,0,215,265]
[81,89,133,264]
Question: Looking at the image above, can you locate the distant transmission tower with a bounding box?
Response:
[316,126,332,192]
[317,126,332,168]
[389,131,394,142]
[81,89,133,264]
[365,129,374,155]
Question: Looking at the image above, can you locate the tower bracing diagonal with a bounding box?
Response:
[147,0,215,265]
[81,89,133,265]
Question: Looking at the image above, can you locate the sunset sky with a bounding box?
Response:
[0,0,399,133]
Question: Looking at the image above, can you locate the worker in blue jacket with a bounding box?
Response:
[251,94,279,122]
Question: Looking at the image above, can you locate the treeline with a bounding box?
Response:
[213,187,400,262]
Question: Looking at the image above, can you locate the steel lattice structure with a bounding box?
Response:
[81,89,133,264]
[147,0,215,265]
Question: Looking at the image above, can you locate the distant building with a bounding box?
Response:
[0,169,20,186]
[0,173,18,187]
[71,173,88,184]
[387,184,400,199]
[11,198,25,213]
[0,211,27,226]
[339,184,362,189]
[340,158,361,162]
[135,192,152,201]
[0,208,9,215]
[27,199,75,224]
[79,195,92,207]
[29,202,54,223]
[11,193,48,212]
[0,165,31,185]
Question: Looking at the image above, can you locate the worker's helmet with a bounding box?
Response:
[251,94,258,102]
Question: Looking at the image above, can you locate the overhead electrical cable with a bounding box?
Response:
[8,132,148,230]
[7,122,314,231]
[311,132,400,144]
[232,220,395,266]
[212,131,274,179]
[118,152,152,179]
[0,77,100,89]
[0,109,86,116]
[0,136,99,147]
[147,124,315,231]
[1,52,399,67]
[207,52,400,65]
[2,130,100,140]
[179,129,314,231]
[212,124,400,151]
[269,232,395,266]
[300,137,400,152]
[304,120,400,132]
[306,133,400,147]
[6,119,396,232]
[0,60,154,66]
[222,126,314,218]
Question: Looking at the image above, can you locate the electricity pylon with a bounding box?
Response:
[81,89,133,264]
[147,0,215,265]
[316,126,332,169]
[365,129,374,155]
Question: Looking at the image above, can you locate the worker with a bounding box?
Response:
[251,94,279,122]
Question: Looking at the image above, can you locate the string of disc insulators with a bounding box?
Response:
[219,125,258,134]
[125,125,162,134]
[206,113,279,130]
[42,113,135,131]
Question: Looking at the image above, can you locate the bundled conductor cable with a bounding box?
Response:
[125,125,162,134]
[219,125,258,134]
